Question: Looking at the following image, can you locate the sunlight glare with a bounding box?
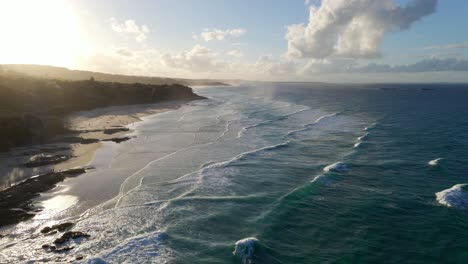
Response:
[0,0,87,68]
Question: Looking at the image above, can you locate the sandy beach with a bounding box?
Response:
[0,100,187,228]
[57,100,184,171]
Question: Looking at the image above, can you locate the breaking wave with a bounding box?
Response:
[233,237,259,264]
[310,174,331,185]
[286,112,340,137]
[323,162,349,173]
[429,158,444,166]
[436,184,468,210]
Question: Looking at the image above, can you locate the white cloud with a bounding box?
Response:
[79,47,161,76]
[115,47,134,57]
[110,17,150,42]
[160,44,225,72]
[300,57,468,74]
[286,0,437,59]
[199,28,246,41]
[423,41,468,50]
[226,50,244,57]
[255,55,298,76]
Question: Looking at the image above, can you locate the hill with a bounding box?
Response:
[0,73,205,151]
[0,64,228,86]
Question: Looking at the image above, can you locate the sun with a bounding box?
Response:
[0,0,87,68]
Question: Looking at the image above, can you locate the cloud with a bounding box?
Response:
[226,50,244,57]
[300,58,468,74]
[255,55,298,76]
[286,0,437,59]
[423,41,468,50]
[110,17,150,42]
[199,28,246,41]
[160,44,225,72]
[79,47,161,76]
[115,48,134,57]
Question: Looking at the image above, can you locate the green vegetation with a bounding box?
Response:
[0,72,205,151]
[0,64,228,86]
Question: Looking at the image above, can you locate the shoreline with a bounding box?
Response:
[0,99,193,229]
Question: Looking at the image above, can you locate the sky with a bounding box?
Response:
[0,0,467,83]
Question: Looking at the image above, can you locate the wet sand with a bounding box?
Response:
[0,100,186,229]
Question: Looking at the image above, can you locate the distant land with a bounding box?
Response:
[0,68,206,152]
[0,64,228,87]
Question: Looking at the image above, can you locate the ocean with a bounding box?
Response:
[2,83,468,263]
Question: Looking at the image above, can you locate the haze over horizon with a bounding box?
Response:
[1,0,468,83]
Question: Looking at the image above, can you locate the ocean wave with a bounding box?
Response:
[241,107,311,133]
[233,237,258,264]
[280,107,311,118]
[216,117,241,141]
[210,141,290,167]
[435,184,468,210]
[429,158,444,166]
[166,141,291,186]
[200,161,216,169]
[354,132,369,148]
[357,132,369,141]
[323,162,349,173]
[310,174,331,185]
[286,112,339,137]
[84,232,170,263]
[364,123,377,131]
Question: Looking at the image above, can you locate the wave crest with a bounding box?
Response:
[323,162,349,173]
[429,158,444,166]
[233,237,258,264]
[286,112,339,137]
[310,174,331,185]
[436,184,468,210]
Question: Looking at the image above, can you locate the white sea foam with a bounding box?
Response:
[353,142,361,148]
[242,107,311,133]
[310,174,330,185]
[364,123,376,131]
[435,184,468,210]
[429,158,444,166]
[286,112,339,137]
[357,132,369,141]
[323,162,349,173]
[165,141,291,189]
[281,107,310,118]
[233,237,258,264]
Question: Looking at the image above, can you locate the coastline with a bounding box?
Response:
[0,99,192,229]
[58,100,185,171]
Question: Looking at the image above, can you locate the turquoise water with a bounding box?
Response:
[3,84,468,263]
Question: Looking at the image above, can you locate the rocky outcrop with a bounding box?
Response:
[0,168,88,227]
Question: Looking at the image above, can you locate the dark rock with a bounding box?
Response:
[63,137,100,144]
[42,244,75,253]
[103,127,130,135]
[41,222,74,234]
[61,168,87,177]
[55,246,74,252]
[76,255,84,260]
[0,168,88,227]
[21,154,71,168]
[42,244,52,250]
[54,231,90,245]
[45,230,57,236]
[103,137,132,143]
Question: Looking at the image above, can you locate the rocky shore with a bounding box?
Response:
[0,72,206,229]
